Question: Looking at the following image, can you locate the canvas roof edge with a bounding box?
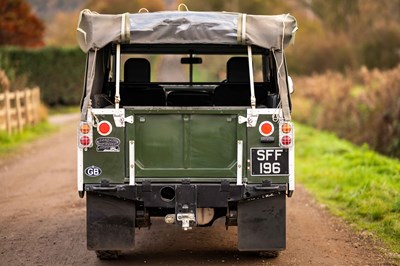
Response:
[76,10,297,53]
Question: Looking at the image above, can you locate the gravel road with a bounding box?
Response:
[0,116,394,266]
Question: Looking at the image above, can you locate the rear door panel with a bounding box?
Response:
[126,108,246,179]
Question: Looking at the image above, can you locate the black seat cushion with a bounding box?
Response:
[214,57,274,106]
[124,58,151,83]
[214,84,271,106]
[120,85,165,106]
[227,57,250,83]
[121,58,165,106]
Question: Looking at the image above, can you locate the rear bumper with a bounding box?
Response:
[84,181,287,208]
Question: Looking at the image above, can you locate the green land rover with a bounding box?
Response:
[76,9,297,259]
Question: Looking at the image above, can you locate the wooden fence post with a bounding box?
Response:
[4,90,11,134]
[16,90,23,132]
[33,87,40,123]
[0,93,4,131]
[24,89,31,125]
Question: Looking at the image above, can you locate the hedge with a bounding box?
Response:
[0,47,86,106]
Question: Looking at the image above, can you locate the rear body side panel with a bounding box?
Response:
[246,113,290,184]
[82,114,125,184]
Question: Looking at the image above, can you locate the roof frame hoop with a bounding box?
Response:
[178,3,189,11]
[138,8,149,13]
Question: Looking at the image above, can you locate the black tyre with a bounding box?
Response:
[95,250,121,260]
[259,250,279,258]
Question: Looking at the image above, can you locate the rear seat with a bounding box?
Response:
[214,57,277,107]
[120,58,166,106]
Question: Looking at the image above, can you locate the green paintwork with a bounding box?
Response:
[125,108,246,178]
[83,115,125,184]
[246,114,289,184]
[82,109,288,185]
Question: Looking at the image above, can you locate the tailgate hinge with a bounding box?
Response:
[238,112,259,127]
[112,114,133,126]
[125,115,134,124]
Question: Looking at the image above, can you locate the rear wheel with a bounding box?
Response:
[95,250,121,260]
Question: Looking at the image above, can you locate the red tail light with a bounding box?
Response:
[279,122,294,148]
[78,122,93,149]
[80,136,91,146]
[281,135,292,146]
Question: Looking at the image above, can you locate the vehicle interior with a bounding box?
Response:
[91,44,282,109]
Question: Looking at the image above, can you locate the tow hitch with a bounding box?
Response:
[176,212,196,230]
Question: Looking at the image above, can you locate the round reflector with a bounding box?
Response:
[80,123,91,134]
[281,135,292,146]
[80,136,91,146]
[97,121,112,136]
[281,123,292,134]
[259,121,274,136]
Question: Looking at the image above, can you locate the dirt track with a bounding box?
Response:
[0,117,394,266]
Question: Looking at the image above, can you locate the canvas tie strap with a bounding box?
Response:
[237,13,247,45]
[121,13,130,43]
[81,49,97,121]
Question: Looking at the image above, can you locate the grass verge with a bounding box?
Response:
[48,105,80,115]
[0,122,57,156]
[295,123,400,257]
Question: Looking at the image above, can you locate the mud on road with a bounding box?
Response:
[0,118,394,265]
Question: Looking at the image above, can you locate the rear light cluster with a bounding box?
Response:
[279,122,294,148]
[78,122,93,149]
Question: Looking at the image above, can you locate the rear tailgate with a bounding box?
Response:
[126,107,247,182]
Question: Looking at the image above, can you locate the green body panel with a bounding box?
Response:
[246,114,289,184]
[81,109,288,184]
[125,108,246,178]
[83,115,125,184]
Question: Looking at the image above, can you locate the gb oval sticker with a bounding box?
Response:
[85,165,102,177]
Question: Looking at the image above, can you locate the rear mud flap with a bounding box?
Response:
[237,193,286,251]
[87,192,136,250]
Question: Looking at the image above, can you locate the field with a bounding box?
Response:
[295,123,400,257]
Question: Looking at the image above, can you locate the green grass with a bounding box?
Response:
[0,122,57,156]
[48,105,80,115]
[295,123,400,256]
